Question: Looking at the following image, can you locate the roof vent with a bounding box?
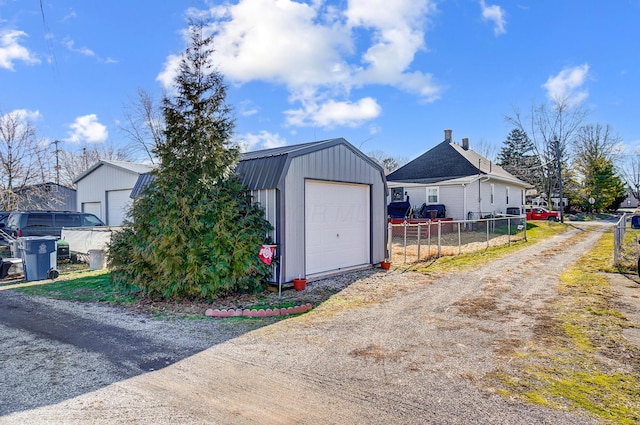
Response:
[444,129,452,142]
[462,137,469,150]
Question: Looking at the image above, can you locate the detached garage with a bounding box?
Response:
[237,138,387,284]
[74,160,155,226]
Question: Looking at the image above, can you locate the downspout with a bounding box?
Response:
[462,183,466,221]
[467,174,491,219]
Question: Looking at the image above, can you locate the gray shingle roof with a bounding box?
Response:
[387,140,529,187]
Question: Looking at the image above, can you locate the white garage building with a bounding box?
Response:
[236,138,388,283]
[74,160,154,226]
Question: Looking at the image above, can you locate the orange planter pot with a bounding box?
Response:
[380,261,391,270]
[293,278,307,291]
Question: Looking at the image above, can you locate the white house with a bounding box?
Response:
[74,160,154,226]
[386,130,531,220]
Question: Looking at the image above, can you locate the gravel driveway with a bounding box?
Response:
[1,223,628,424]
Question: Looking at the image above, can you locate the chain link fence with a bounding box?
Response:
[613,213,627,266]
[387,216,527,264]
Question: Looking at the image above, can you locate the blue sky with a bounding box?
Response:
[1,0,639,164]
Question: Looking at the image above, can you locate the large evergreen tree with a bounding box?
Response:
[572,124,626,212]
[109,22,273,300]
[496,128,541,187]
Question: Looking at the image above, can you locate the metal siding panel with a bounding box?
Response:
[281,145,386,281]
[249,189,277,241]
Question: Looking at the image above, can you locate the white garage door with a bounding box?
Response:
[82,202,102,220]
[305,180,370,275]
[107,190,132,226]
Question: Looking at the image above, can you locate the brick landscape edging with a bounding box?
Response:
[205,303,312,318]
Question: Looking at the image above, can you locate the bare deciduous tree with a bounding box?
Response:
[368,150,408,175]
[119,88,165,163]
[506,96,588,217]
[0,111,49,210]
[57,142,133,187]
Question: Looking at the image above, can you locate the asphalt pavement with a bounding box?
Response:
[0,290,261,416]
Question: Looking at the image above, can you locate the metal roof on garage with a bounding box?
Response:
[73,160,155,184]
[130,138,385,196]
[237,138,384,191]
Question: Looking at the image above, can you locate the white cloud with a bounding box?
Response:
[157,0,441,128]
[236,130,287,151]
[0,29,40,71]
[346,0,436,86]
[63,37,95,57]
[4,108,41,122]
[479,0,506,36]
[285,96,381,128]
[67,114,108,143]
[238,100,259,117]
[543,64,590,106]
[156,53,181,90]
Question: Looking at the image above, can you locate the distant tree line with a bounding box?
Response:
[498,97,628,215]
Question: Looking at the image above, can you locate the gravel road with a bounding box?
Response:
[1,223,630,424]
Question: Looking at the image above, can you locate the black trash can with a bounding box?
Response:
[19,236,58,281]
[632,215,640,229]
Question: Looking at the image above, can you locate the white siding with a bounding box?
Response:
[439,185,465,220]
[75,165,144,225]
[404,187,427,210]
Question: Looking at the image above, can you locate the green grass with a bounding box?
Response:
[14,269,137,304]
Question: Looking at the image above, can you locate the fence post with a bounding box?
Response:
[508,217,511,245]
[457,221,462,255]
[437,220,442,257]
[387,221,392,262]
[417,222,421,261]
[428,221,432,258]
[613,213,627,266]
[486,217,490,248]
[403,221,408,264]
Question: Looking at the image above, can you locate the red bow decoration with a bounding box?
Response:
[258,245,277,265]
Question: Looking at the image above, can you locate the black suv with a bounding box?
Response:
[3,211,105,239]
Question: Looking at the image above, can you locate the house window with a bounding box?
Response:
[506,187,510,204]
[427,187,439,203]
[391,187,405,202]
[490,184,495,205]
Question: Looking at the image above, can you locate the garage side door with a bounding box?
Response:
[107,190,132,226]
[305,181,370,275]
[82,202,102,220]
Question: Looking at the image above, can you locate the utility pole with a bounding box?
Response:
[53,140,61,185]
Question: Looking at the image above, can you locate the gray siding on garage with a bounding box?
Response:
[238,138,387,283]
[282,144,386,281]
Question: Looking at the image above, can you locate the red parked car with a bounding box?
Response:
[525,207,560,221]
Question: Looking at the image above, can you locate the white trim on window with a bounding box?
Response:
[427,187,439,203]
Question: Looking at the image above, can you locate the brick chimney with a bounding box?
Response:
[444,129,452,142]
[462,137,469,150]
